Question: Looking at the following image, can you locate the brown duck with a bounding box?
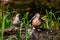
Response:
[32,13,42,28]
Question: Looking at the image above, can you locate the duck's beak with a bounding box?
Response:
[32,16,36,20]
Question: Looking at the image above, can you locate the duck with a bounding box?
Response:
[32,13,42,28]
[31,13,42,32]
[12,13,22,27]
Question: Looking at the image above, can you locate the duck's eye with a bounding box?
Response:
[39,17,41,19]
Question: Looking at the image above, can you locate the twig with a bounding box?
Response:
[0,26,19,35]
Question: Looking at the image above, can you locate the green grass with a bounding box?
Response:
[0,4,60,40]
